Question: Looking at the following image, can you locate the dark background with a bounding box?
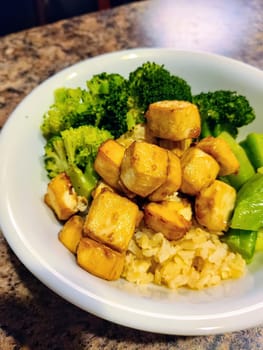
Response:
[0,0,136,36]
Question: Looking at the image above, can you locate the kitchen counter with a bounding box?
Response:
[0,0,263,348]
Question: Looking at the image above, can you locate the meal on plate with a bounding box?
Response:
[41,62,263,290]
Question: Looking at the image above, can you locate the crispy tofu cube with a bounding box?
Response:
[145,100,201,141]
[117,179,137,199]
[91,181,114,199]
[144,199,192,240]
[196,136,240,176]
[135,210,144,227]
[180,147,220,195]
[59,215,84,254]
[77,237,125,281]
[195,180,236,232]
[83,190,139,252]
[44,172,86,221]
[94,139,125,190]
[149,151,182,201]
[159,138,192,158]
[120,141,168,197]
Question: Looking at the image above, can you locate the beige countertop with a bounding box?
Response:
[0,0,263,348]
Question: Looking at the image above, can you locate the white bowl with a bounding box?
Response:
[0,48,263,335]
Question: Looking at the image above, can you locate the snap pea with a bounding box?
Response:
[218,132,255,190]
[240,133,263,170]
[231,173,263,231]
[222,228,257,263]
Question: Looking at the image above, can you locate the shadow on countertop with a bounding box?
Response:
[1,228,263,348]
[0,242,180,349]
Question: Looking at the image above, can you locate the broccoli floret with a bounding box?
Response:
[41,62,195,141]
[86,72,130,138]
[41,87,105,139]
[41,73,130,140]
[193,90,256,139]
[126,62,192,129]
[86,64,193,136]
[87,72,126,96]
[44,136,68,179]
[43,125,113,198]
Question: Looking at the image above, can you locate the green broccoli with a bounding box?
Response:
[193,90,256,139]
[41,73,130,140]
[126,62,192,130]
[44,136,68,179]
[41,62,194,140]
[41,87,105,139]
[44,125,113,198]
[86,72,130,138]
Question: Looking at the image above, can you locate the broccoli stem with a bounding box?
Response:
[200,121,213,138]
[67,164,98,199]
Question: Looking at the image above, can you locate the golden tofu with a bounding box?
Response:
[195,180,236,232]
[117,179,137,199]
[159,138,192,158]
[83,190,139,252]
[117,123,157,148]
[196,136,240,176]
[59,215,84,254]
[94,139,125,190]
[144,199,192,240]
[145,100,201,141]
[91,181,114,199]
[120,141,168,197]
[149,151,182,201]
[135,210,144,228]
[180,147,220,195]
[44,172,87,221]
[77,237,125,281]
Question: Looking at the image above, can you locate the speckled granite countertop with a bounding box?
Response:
[0,0,263,348]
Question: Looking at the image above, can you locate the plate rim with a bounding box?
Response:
[1,47,263,335]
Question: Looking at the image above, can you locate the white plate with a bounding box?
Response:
[1,48,263,336]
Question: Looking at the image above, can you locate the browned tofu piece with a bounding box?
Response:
[180,147,220,195]
[196,136,240,176]
[144,199,192,240]
[159,138,192,158]
[120,141,168,197]
[83,190,139,252]
[94,139,125,190]
[91,181,114,199]
[59,215,84,254]
[117,179,137,199]
[135,210,144,227]
[149,151,182,201]
[145,100,201,141]
[195,180,236,232]
[77,237,125,281]
[44,172,87,221]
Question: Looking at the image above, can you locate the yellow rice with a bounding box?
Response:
[121,225,246,290]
